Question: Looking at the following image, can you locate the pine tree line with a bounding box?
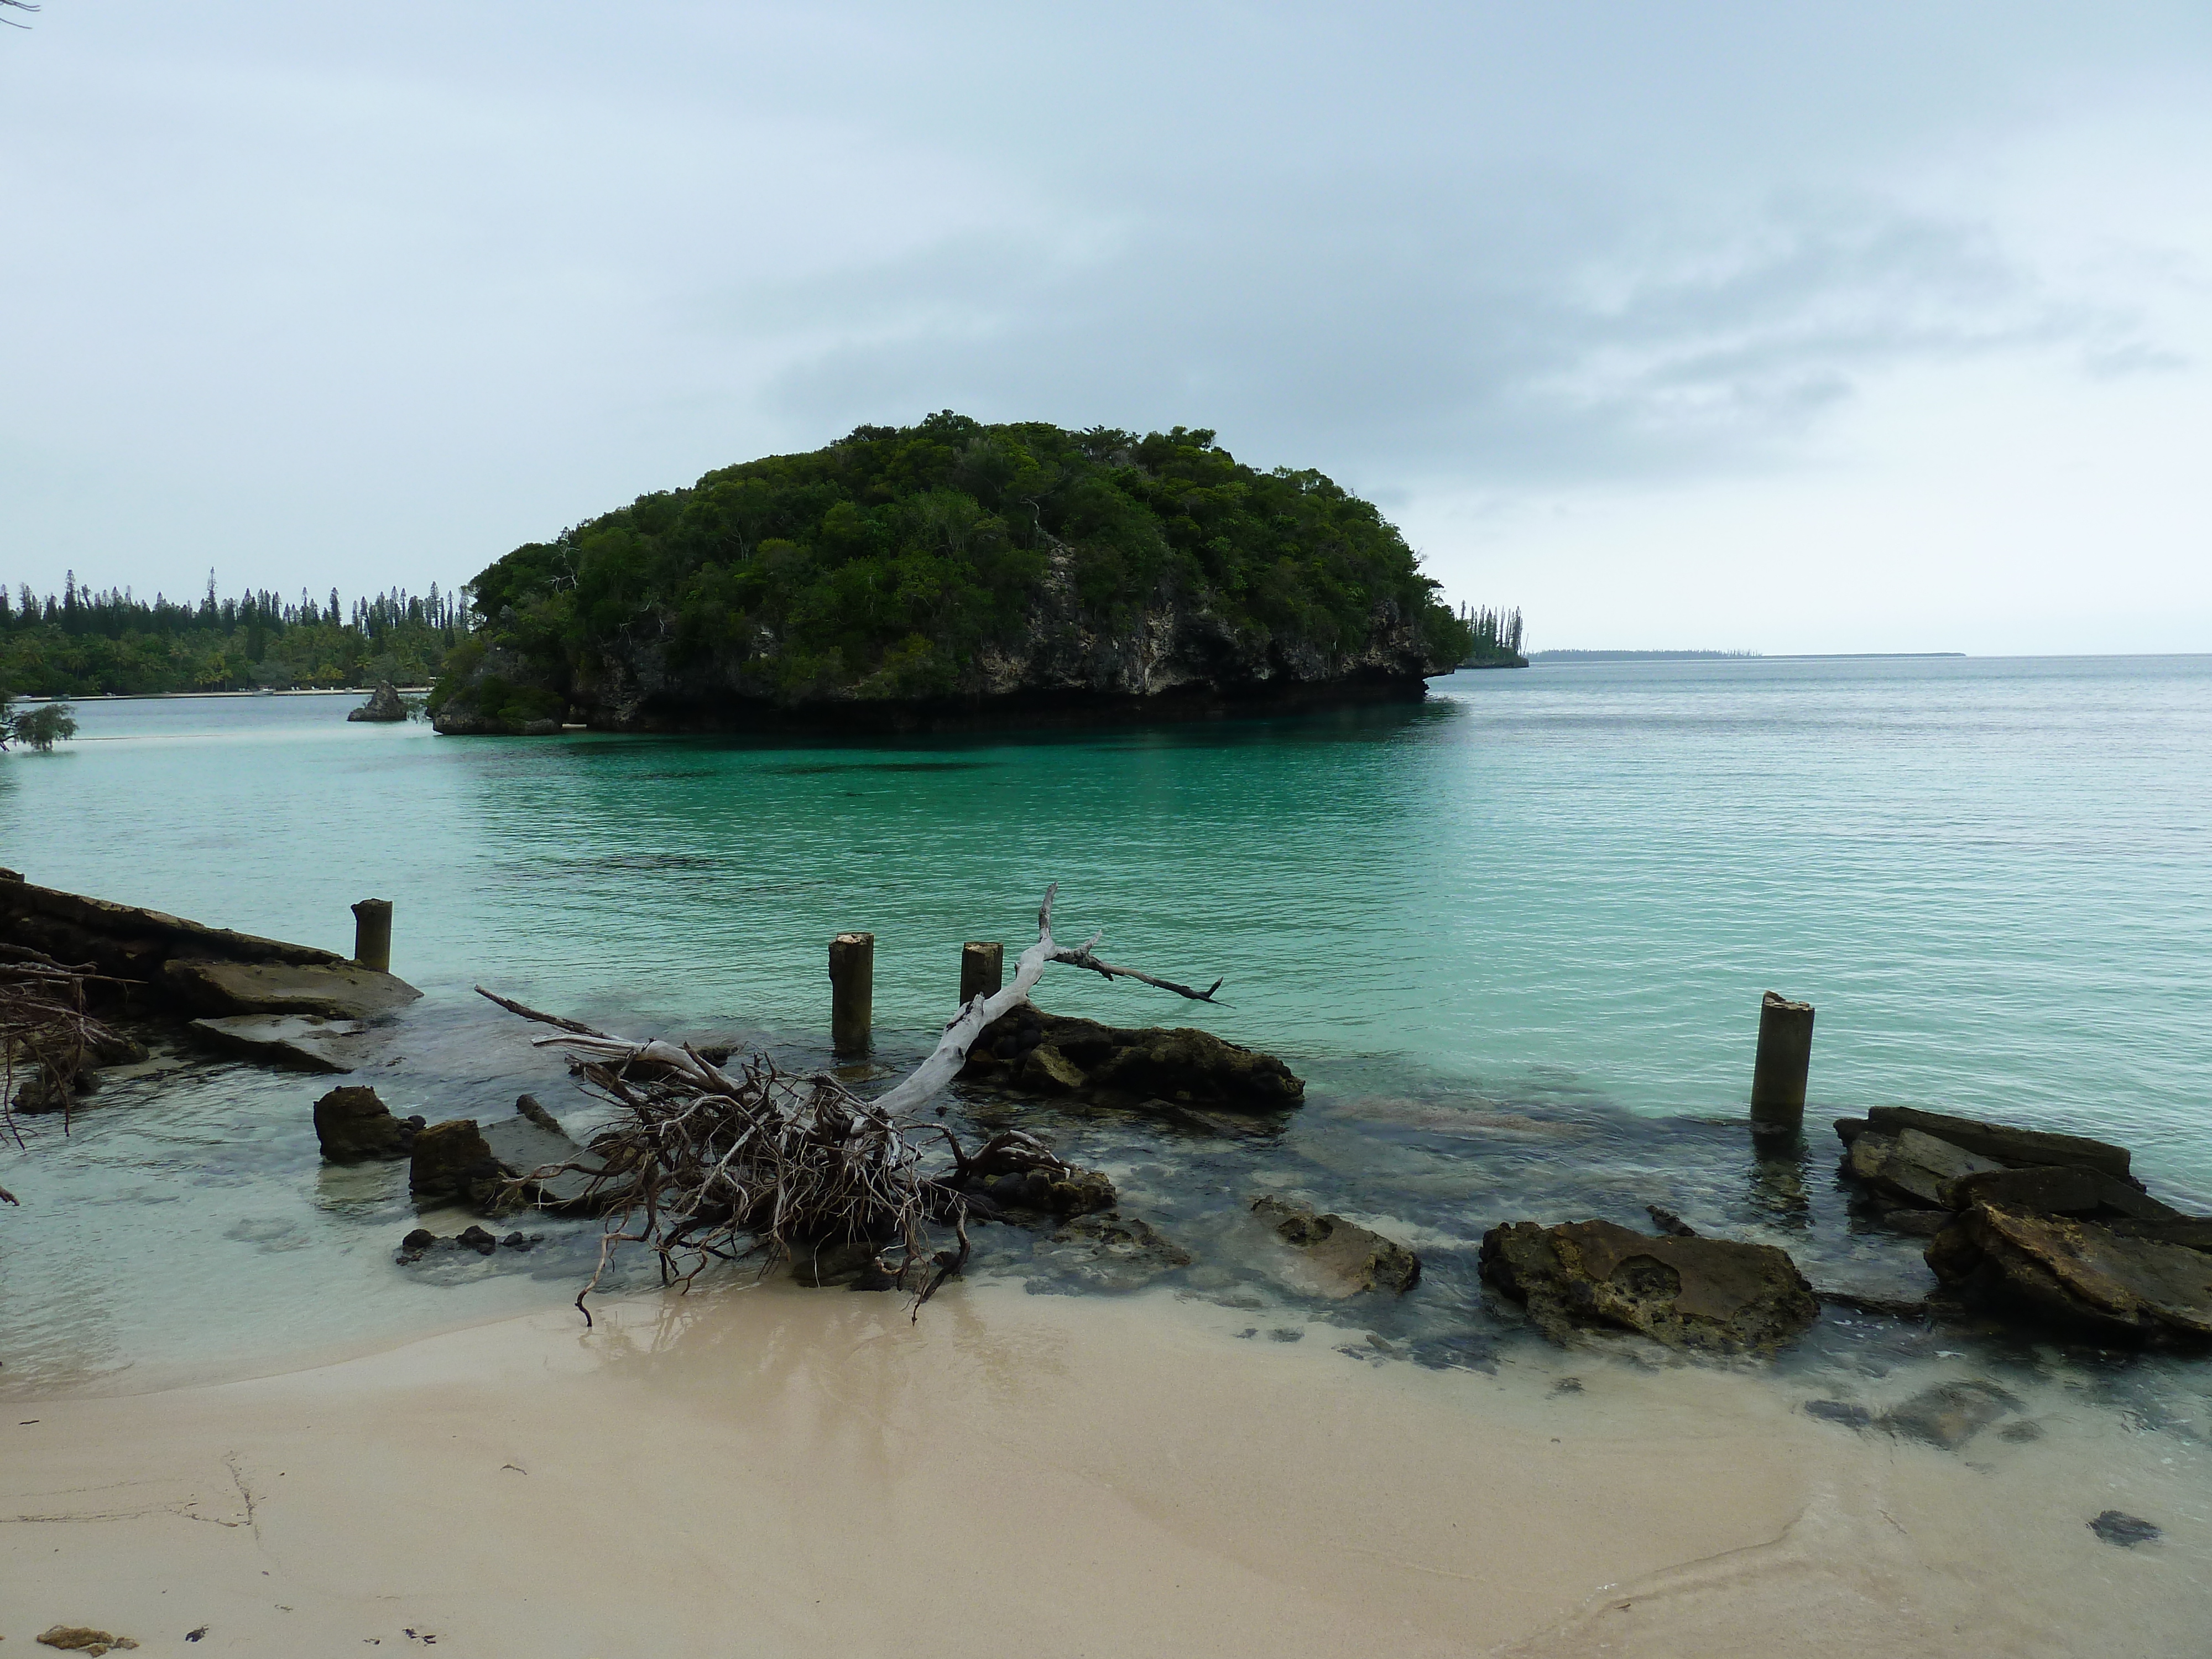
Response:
[0,570,472,697]
[1456,603,1526,665]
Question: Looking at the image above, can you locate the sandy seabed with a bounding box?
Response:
[4,1279,2206,1658]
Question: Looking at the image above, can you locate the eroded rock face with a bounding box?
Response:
[312,1084,422,1162]
[409,1119,504,1206]
[959,1007,1303,1113]
[347,681,408,722]
[1253,1196,1419,1297]
[1479,1219,1819,1355]
[1926,1204,2212,1343]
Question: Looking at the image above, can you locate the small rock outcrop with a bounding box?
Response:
[1253,1196,1419,1297]
[408,1106,593,1214]
[346,681,409,722]
[1479,1218,1819,1355]
[1926,1204,2212,1343]
[312,1084,423,1162]
[161,958,421,1020]
[958,1007,1303,1113]
[1037,1214,1194,1291]
[409,1119,507,1207]
[2089,1511,2162,1547]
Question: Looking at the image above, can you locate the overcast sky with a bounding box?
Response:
[4,3,2208,652]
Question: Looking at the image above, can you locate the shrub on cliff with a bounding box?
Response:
[435,415,1475,722]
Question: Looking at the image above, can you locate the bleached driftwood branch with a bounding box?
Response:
[474,884,1223,1322]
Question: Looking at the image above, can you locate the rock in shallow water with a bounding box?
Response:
[2089,1510,2162,1547]
[313,1084,420,1162]
[1926,1204,2212,1342]
[1479,1218,1819,1355]
[1253,1196,1419,1297]
[959,1007,1303,1113]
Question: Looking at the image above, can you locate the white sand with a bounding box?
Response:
[4,1281,2205,1657]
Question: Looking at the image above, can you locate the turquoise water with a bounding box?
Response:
[3,658,2211,1391]
[7,658,2209,1188]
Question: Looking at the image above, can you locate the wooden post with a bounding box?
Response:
[829,932,874,1055]
[351,898,393,973]
[959,941,1004,1007]
[1750,990,1814,1131]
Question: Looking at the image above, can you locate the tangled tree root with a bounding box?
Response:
[479,885,1220,1322]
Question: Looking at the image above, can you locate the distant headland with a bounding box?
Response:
[1530,650,1966,664]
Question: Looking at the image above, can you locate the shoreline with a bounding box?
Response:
[8,1277,2205,1657]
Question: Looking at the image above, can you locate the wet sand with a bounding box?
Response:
[5,1279,2205,1658]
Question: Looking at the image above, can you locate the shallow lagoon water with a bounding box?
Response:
[1,660,2209,1425]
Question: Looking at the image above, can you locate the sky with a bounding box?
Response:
[3,2,2209,653]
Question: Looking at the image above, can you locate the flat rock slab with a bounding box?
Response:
[1865,1105,2132,1180]
[1480,1218,1819,1355]
[187,1014,376,1073]
[483,1115,596,1209]
[1927,1204,2212,1342]
[162,958,422,1019]
[1846,1127,2005,1208]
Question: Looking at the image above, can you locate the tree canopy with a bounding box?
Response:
[446,414,1473,713]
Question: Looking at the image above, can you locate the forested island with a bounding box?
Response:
[0,577,465,696]
[431,414,1479,734]
[1457,606,1526,668]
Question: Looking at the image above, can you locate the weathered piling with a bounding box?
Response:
[352,898,394,973]
[959,941,1004,1006]
[1750,990,1814,1131]
[829,931,875,1055]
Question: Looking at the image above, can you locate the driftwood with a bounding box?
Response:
[477,885,1222,1323]
[2,945,131,1142]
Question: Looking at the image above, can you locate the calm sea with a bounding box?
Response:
[3,655,2209,1388]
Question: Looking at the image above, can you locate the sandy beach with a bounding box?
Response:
[6,1278,2204,1658]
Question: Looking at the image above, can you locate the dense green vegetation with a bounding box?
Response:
[442,413,1474,715]
[0,690,77,752]
[0,575,467,696]
[1460,606,1526,667]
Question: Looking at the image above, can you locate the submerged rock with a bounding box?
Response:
[1252,1196,1420,1297]
[187,1013,374,1073]
[2089,1510,2162,1547]
[346,680,409,722]
[1879,1379,2021,1449]
[1037,1214,1193,1291]
[1479,1218,1819,1355]
[34,1627,138,1655]
[959,1006,1303,1113]
[1926,1204,2212,1343]
[313,1084,421,1162]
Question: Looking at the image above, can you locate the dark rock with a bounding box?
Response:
[1253,1196,1419,1297]
[409,1119,503,1204]
[401,1228,437,1250]
[347,681,408,722]
[1803,1399,1874,1428]
[791,1239,883,1288]
[499,1230,531,1250]
[1833,1116,1870,1145]
[1845,1128,2005,1208]
[1479,1218,1819,1355]
[1880,1379,2020,1448]
[1927,1204,2212,1342]
[161,957,421,1020]
[11,1067,89,1115]
[1940,1165,2179,1222]
[2088,1510,2161,1547]
[186,1013,374,1073]
[960,1007,1303,1113]
[85,1027,150,1067]
[456,1224,498,1255]
[313,1084,415,1162]
[2105,1216,2212,1253]
[1864,1105,2132,1180]
[1878,1208,1954,1238]
[1813,1286,1931,1319]
[1646,1205,1697,1237]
